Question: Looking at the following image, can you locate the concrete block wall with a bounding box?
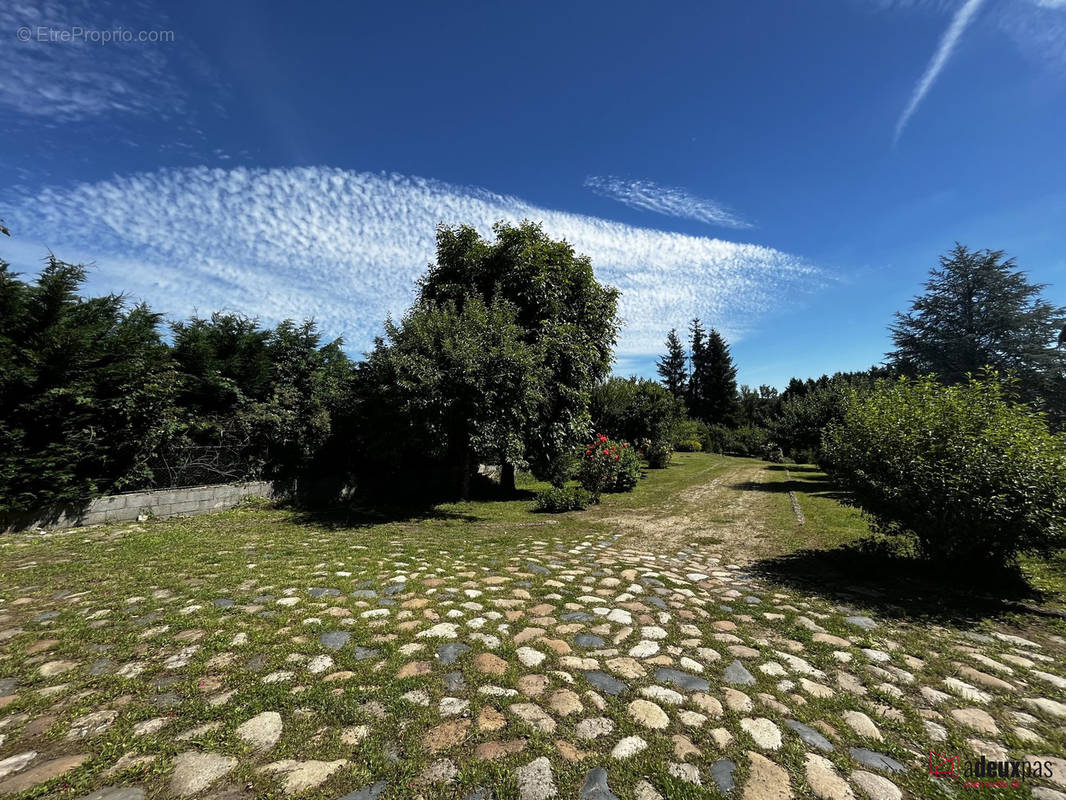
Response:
[2,481,275,532]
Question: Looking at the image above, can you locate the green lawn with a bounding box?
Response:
[0,453,1064,800]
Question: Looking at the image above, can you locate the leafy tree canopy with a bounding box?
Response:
[889,244,1066,413]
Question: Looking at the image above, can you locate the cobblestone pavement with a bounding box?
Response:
[0,508,1064,799]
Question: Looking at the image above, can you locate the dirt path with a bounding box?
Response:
[595,459,783,563]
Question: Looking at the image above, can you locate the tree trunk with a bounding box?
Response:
[501,461,516,494]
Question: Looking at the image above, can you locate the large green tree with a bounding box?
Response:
[656,328,687,400]
[0,258,177,512]
[701,328,739,425]
[686,318,708,419]
[167,313,351,491]
[414,221,619,490]
[362,298,543,498]
[889,244,1066,412]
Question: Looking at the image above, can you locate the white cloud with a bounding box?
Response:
[584,176,752,229]
[894,0,988,142]
[1,0,190,122]
[871,0,1066,138]
[7,167,818,358]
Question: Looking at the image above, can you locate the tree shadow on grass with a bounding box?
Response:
[290,476,537,530]
[750,540,1064,627]
[728,477,851,503]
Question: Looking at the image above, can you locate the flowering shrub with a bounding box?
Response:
[640,438,673,469]
[576,434,641,494]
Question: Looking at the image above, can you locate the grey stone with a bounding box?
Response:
[575,634,605,648]
[562,612,594,622]
[437,642,470,665]
[656,667,710,692]
[786,719,834,752]
[584,671,627,696]
[463,789,494,800]
[849,748,906,773]
[89,658,115,676]
[336,781,388,800]
[308,588,340,597]
[169,751,237,796]
[351,646,380,661]
[516,756,555,800]
[382,583,405,596]
[0,678,16,696]
[526,563,551,575]
[710,759,736,794]
[152,692,181,708]
[443,671,466,691]
[319,631,351,650]
[579,767,620,800]
[213,598,235,608]
[724,660,756,685]
[236,711,282,751]
[75,789,145,800]
[845,616,877,631]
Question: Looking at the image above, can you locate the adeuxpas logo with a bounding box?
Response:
[930,751,1056,788]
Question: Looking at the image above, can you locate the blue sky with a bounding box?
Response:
[3,0,1065,389]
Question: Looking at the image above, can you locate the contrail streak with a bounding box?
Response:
[895,0,988,142]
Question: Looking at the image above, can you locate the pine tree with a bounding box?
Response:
[656,328,687,400]
[703,328,739,425]
[686,318,708,419]
[889,244,1066,410]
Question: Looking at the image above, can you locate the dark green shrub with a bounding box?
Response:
[643,440,673,469]
[723,426,770,457]
[534,485,595,512]
[822,374,1066,563]
[701,423,731,453]
[577,434,642,494]
[773,370,886,461]
[672,419,707,451]
[761,442,785,463]
[0,259,179,512]
[591,377,682,459]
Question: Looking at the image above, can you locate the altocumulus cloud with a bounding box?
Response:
[9,167,817,358]
[584,176,752,229]
[2,0,189,123]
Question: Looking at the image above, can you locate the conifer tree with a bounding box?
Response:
[703,328,739,425]
[656,328,688,400]
[686,318,708,419]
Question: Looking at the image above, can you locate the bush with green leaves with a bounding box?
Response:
[576,434,641,494]
[822,374,1066,563]
[533,485,595,512]
[672,419,706,451]
[590,376,681,456]
[642,439,673,469]
[712,426,770,457]
[761,442,785,463]
[700,423,731,453]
